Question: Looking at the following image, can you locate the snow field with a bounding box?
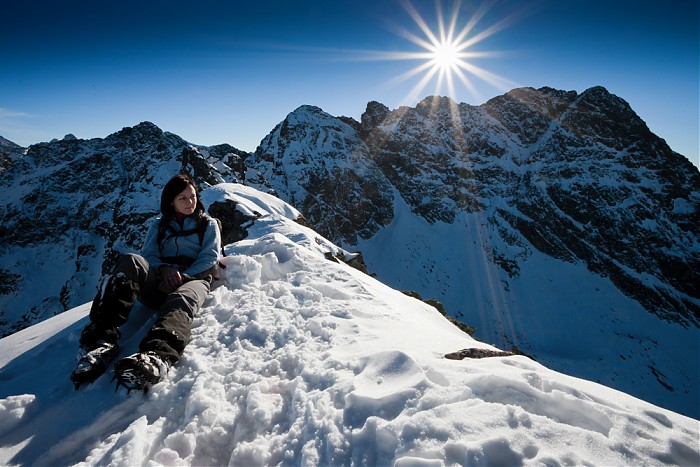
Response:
[0,183,698,466]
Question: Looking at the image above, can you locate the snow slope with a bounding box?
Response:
[357,188,700,420]
[0,184,697,466]
[251,94,700,420]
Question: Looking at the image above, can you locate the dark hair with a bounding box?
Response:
[160,174,205,218]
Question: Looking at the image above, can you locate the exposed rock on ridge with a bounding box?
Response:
[248,105,394,246]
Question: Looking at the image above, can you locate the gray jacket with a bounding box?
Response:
[141,211,221,278]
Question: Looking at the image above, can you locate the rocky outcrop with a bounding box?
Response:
[248,105,394,246]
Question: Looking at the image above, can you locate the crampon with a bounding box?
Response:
[112,351,169,394]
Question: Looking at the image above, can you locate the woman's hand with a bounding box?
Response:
[158,266,183,293]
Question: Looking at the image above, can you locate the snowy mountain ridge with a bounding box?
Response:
[0,123,257,335]
[0,85,698,420]
[248,87,700,418]
[0,183,698,466]
[251,86,698,330]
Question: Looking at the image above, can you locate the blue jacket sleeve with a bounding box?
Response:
[183,217,221,277]
[141,217,164,270]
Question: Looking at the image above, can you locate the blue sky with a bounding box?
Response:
[2,0,697,166]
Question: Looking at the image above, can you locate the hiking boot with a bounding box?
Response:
[113,351,170,394]
[70,341,120,388]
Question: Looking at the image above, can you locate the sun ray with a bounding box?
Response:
[452,64,482,100]
[404,64,442,105]
[392,26,438,54]
[400,0,441,48]
[387,59,439,88]
[435,1,449,45]
[457,60,519,91]
[452,0,493,45]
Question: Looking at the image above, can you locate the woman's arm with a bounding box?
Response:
[141,217,164,270]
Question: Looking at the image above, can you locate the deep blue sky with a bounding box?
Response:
[2,0,697,166]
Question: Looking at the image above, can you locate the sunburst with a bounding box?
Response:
[431,40,461,71]
[383,0,519,105]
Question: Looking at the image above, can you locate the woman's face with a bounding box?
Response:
[173,184,197,216]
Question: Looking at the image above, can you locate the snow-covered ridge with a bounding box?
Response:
[252,86,700,419]
[0,126,252,338]
[1,85,698,422]
[0,183,697,466]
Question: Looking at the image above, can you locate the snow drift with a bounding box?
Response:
[0,184,697,466]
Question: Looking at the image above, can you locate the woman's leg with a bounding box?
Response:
[139,278,211,363]
[79,253,159,349]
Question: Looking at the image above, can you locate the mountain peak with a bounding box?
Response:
[288,105,328,120]
[133,120,162,131]
[360,101,390,136]
[564,86,653,151]
[106,121,166,143]
[0,135,23,150]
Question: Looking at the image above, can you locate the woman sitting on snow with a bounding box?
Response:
[70,173,221,392]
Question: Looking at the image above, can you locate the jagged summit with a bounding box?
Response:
[250,104,393,245]
[102,121,172,147]
[359,100,390,136]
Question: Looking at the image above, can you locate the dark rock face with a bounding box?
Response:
[363,96,506,222]
[248,105,394,246]
[482,86,576,146]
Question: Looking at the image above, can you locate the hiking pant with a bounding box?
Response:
[80,253,211,363]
